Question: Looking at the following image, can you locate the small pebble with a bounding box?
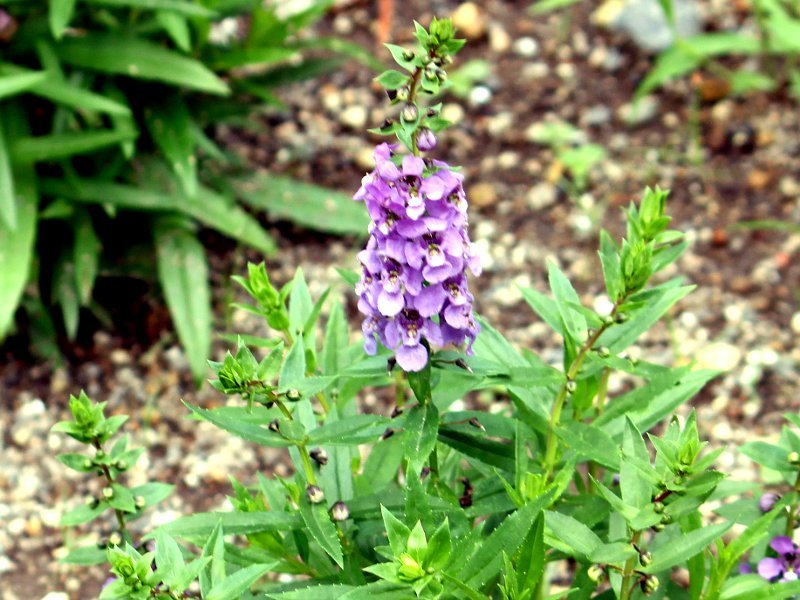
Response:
[513,36,539,58]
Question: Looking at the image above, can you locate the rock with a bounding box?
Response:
[617,95,660,126]
[452,2,486,39]
[355,146,375,170]
[791,312,800,335]
[487,111,513,136]
[470,182,499,208]
[598,0,702,53]
[522,62,550,80]
[41,594,70,600]
[513,36,539,58]
[580,105,612,128]
[779,176,800,197]
[468,85,492,106]
[696,342,742,372]
[488,23,511,53]
[589,45,623,71]
[441,103,465,125]
[526,182,558,210]
[339,105,368,130]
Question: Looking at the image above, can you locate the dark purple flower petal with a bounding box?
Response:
[770,536,796,557]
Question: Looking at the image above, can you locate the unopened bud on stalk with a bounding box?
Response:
[381,428,395,440]
[788,451,800,466]
[468,417,485,431]
[85,496,99,508]
[416,128,437,152]
[587,564,605,582]
[83,458,93,470]
[652,501,664,513]
[639,551,653,567]
[310,448,328,466]
[759,492,780,513]
[641,575,659,595]
[402,49,415,61]
[108,531,123,546]
[396,86,410,102]
[102,486,114,499]
[597,347,610,358]
[134,496,146,509]
[331,501,350,521]
[268,419,281,433]
[566,380,577,394]
[114,460,128,471]
[306,485,325,504]
[401,104,418,122]
[286,388,300,401]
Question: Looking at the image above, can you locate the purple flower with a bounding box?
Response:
[416,128,437,152]
[757,536,800,582]
[759,492,780,513]
[354,143,480,371]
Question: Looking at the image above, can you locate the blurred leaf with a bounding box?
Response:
[0,71,49,101]
[146,96,197,198]
[0,65,131,116]
[290,37,384,71]
[57,34,230,95]
[210,47,297,70]
[0,104,38,340]
[11,129,138,163]
[60,545,107,565]
[0,118,16,230]
[157,10,192,52]
[39,178,275,254]
[236,174,369,236]
[72,209,101,306]
[155,217,211,384]
[52,249,80,339]
[529,0,584,15]
[49,0,77,39]
[84,0,217,17]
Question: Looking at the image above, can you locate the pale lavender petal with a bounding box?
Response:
[415,285,446,317]
[758,558,785,581]
[378,290,404,317]
[402,155,425,177]
[396,344,428,371]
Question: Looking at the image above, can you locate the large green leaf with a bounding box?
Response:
[403,402,440,474]
[236,173,369,236]
[158,510,302,539]
[84,0,217,16]
[298,500,344,568]
[0,117,16,229]
[56,34,230,95]
[0,104,38,339]
[644,522,733,573]
[207,564,273,600]
[11,129,139,163]
[154,217,211,383]
[0,65,131,116]
[145,96,196,197]
[38,178,275,254]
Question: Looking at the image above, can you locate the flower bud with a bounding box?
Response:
[96,450,105,459]
[788,451,800,466]
[381,428,395,440]
[310,448,328,466]
[401,104,418,122]
[468,417,485,431]
[615,312,628,324]
[331,501,350,521]
[597,346,610,358]
[102,486,114,499]
[652,501,664,513]
[114,460,128,471]
[424,66,438,81]
[83,458,93,470]
[286,388,301,401]
[652,522,665,532]
[566,380,577,394]
[134,496,146,510]
[391,406,403,418]
[759,492,780,513]
[396,86,410,102]
[639,551,653,567]
[641,575,659,595]
[85,496,99,508]
[108,531,123,546]
[402,49,415,61]
[587,564,605,582]
[268,419,281,433]
[416,128,437,152]
[306,484,325,504]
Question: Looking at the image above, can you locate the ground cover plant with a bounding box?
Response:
[0,0,375,382]
[50,17,800,600]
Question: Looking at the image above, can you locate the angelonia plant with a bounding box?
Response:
[53,19,800,600]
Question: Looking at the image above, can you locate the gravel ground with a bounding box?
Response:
[2,0,799,597]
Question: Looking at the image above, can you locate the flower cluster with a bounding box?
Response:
[742,536,800,582]
[354,141,481,371]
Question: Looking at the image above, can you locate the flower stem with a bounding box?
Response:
[619,530,642,600]
[785,471,800,536]
[92,438,127,535]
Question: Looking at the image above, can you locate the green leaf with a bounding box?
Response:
[154,530,185,580]
[56,34,230,95]
[375,69,408,89]
[544,511,602,558]
[210,47,297,70]
[739,441,791,472]
[49,0,77,38]
[0,104,37,340]
[322,301,348,377]
[307,414,390,445]
[200,521,226,597]
[84,0,217,16]
[157,11,191,52]
[458,490,555,589]
[529,0,583,14]
[381,505,411,556]
[720,576,800,600]
[155,218,211,384]
[60,544,108,565]
[556,422,620,470]
[236,174,369,236]
[298,500,344,568]
[60,501,107,526]
[279,335,306,389]
[0,71,49,101]
[548,261,587,342]
[158,510,302,539]
[643,521,733,573]
[403,402,439,474]
[73,209,101,306]
[129,482,173,507]
[598,230,622,302]
[184,403,291,447]
[146,96,197,198]
[0,118,16,230]
[207,564,273,600]
[620,418,651,509]
[12,129,138,163]
[517,514,546,593]
[108,483,137,512]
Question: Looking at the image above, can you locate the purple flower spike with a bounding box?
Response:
[354,144,480,371]
[756,535,800,582]
[759,492,780,513]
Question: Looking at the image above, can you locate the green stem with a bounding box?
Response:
[785,471,800,536]
[92,439,127,535]
[299,445,318,486]
[620,531,642,600]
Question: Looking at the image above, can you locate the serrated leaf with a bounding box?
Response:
[279,335,306,389]
[158,511,302,538]
[544,511,602,558]
[207,563,273,600]
[184,403,291,447]
[56,34,230,95]
[403,402,439,474]
[155,218,211,384]
[643,521,733,573]
[307,414,390,445]
[299,500,344,568]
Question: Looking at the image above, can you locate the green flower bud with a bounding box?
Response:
[641,575,659,595]
[134,496,146,509]
[587,564,605,582]
[788,451,800,466]
[310,448,328,466]
[85,496,99,508]
[114,460,128,471]
[268,419,281,433]
[424,67,438,82]
[615,312,628,323]
[108,531,123,546]
[597,346,610,358]
[639,551,653,567]
[95,450,105,459]
[398,553,425,582]
[286,388,301,401]
[566,380,577,394]
[652,522,665,532]
[402,49,415,61]
[652,501,664,513]
[83,458,93,470]
[102,486,114,499]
